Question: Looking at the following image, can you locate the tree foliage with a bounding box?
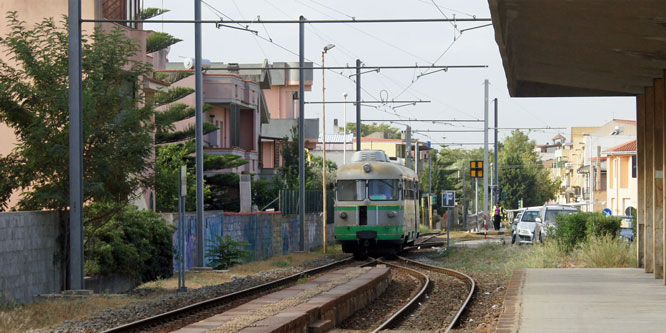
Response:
[154,141,248,212]
[140,8,169,20]
[146,31,182,53]
[0,13,154,211]
[498,130,559,208]
[279,127,316,190]
[345,122,402,139]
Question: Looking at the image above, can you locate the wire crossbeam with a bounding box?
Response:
[361,119,483,122]
[304,100,430,104]
[202,65,486,71]
[80,18,492,24]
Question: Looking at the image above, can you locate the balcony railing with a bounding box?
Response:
[103,0,141,29]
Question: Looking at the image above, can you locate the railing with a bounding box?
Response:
[279,189,335,223]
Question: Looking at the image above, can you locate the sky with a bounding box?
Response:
[143,0,636,148]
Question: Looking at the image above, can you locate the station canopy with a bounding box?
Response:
[489,0,666,97]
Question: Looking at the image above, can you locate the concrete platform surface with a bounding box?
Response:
[508,268,666,332]
[174,266,391,333]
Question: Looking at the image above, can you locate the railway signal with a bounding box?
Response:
[470,160,484,178]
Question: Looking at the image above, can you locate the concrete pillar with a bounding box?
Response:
[240,174,251,213]
[638,94,645,268]
[658,76,666,282]
[645,86,655,274]
[653,79,664,280]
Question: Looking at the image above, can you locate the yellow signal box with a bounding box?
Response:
[470,160,483,178]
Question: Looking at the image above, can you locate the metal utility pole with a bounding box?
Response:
[355,59,361,151]
[321,44,335,253]
[405,126,412,168]
[428,152,432,229]
[494,98,499,204]
[68,0,83,290]
[343,92,348,165]
[194,0,205,267]
[490,162,494,209]
[178,166,187,292]
[475,178,479,219]
[298,16,306,251]
[483,79,489,220]
[462,163,467,230]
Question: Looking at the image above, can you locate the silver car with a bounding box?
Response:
[538,205,578,238]
[512,207,543,245]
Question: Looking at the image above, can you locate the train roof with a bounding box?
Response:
[337,151,417,180]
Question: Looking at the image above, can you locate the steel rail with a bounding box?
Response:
[396,256,476,332]
[102,257,355,333]
[372,259,431,333]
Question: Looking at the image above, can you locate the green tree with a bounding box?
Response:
[279,127,316,190]
[308,155,337,190]
[0,13,154,211]
[498,130,559,208]
[421,150,458,212]
[345,122,402,139]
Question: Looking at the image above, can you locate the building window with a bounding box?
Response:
[632,155,637,178]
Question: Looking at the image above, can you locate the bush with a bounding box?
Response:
[85,203,175,282]
[554,212,623,253]
[554,212,588,252]
[585,213,621,238]
[206,235,251,270]
[146,31,182,53]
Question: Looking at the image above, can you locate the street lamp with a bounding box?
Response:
[322,43,335,253]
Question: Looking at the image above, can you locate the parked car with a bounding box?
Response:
[538,205,578,238]
[512,207,543,245]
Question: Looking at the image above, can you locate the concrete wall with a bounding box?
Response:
[164,211,335,271]
[0,211,62,304]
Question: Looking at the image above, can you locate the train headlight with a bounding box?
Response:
[339,211,348,219]
[387,211,396,218]
[363,163,372,173]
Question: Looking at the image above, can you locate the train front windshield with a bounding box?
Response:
[337,180,366,201]
[368,179,399,201]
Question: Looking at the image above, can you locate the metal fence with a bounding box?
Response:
[279,190,335,223]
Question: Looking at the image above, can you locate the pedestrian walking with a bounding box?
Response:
[493,202,502,231]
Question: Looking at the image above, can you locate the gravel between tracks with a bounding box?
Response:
[405,253,507,333]
[389,265,469,331]
[334,269,421,332]
[47,255,349,333]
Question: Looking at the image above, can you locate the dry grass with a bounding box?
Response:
[448,231,484,240]
[139,249,337,291]
[428,235,637,280]
[0,296,138,332]
[1,248,338,331]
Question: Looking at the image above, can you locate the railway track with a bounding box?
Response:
[102,257,360,333]
[371,256,476,332]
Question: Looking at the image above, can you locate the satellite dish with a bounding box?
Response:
[183,58,212,70]
[183,57,194,70]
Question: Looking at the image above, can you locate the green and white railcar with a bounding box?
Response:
[334,150,420,256]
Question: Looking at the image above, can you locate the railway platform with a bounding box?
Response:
[497,268,666,332]
[174,266,390,333]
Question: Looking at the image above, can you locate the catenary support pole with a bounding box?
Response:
[428,151,432,229]
[405,126,412,169]
[195,0,205,267]
[321,49,327,253]
[494,98,499,204]
[462,163,467,230]
[343,92,348,164]
[298,16,306,251]
[356,59,361,151]
[483,79,489,222]
[68,0,83,290]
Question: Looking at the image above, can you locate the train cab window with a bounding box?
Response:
[368,179,399,201]
[337,180,366,201]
